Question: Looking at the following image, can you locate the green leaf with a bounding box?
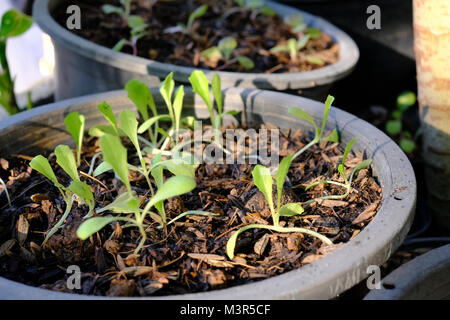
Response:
[349,159,372,184]
[97,102,118,133]
[69,180,94,209]
[173,85,185,132]
[321,128,339,143]
[99,134,131,193]
[275,155,293,210]
[397,91,416,111]
[226,224,332,259]
[29,155,62,189]
[392,110,402,120]
[145,176,196,211]
[252,165,275,218]
[96,191,139,214]
[55,145,79,182]
[160,72,175,120]
[187,4,208,29]
[127,15,145,29]
[189,70,214,122]
[211,74,223,115]
[237,56,254,70]
[288,38,297,58]
[161,159,196,178]
[296,35,310,51]
[77,217,121,240]
[102,4,123,15]
[319,95,335,139]
[288,107,318,137]
[119,110,139,150]
[260,7,276,16]
[305,55,325,66]
[112,39,127,52]
[278,203,304,217]
[89,125,120,138]
[165,210,218,227]
[270,44,288,53]
[150,154,164,188]
[342,138,357,166]
[125,79,152,121]
[201,47,222,61]
[137,115,171,134]
[306,27,321,39]
[0,9,33,38]
[93,161,113,177]
[64,111,85,166]
[399,139,416,153]
[386,120,402,136]
[218,36,237,61]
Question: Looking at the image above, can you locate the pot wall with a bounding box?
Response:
[33,0,359,101]
[0,88,415,299]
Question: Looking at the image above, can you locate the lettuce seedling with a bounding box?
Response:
[305,138,373,203]
[112,16,148,55]
[64,112,85,167]
[284,13,306,33]
[270,35,324,66]
[288,95,339,161]
[233,0,276,17]
[178,4,208,34]
[226,159,332,259]
[385,91,419,153]
[201,36,255,70]
[0,9,33,115]
[30,145,94,245]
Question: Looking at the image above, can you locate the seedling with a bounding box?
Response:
[304,138,373,203]
[77,133,214,253]
[232,0,276,18]
[0,9,33,115]
[64,112,85,167]
[288,95,339,161]
[284,13,306,33]
[30,145,94,245]
[201,36,255,70]
[271,35,324,66]
[112,16,148,55]
[226,159,332,259]
[178,4,208,34]
[385,91,419,153]
[102,0,132,26]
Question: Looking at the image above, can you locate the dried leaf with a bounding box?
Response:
[0,239,16,257]
[16,215,29,245]
[352,201,380,225]
[317,200,348,208]
[254,234,269,255]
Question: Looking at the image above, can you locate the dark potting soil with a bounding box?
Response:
[52,0,339,73]
[0,123,382,297]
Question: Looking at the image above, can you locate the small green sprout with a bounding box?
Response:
[288,95,339,161]
[270,35,324,66]
[305,138,373,203]
[0,9,33,115]
[178,4,208,34]
[77,134,214,253]
[64,112,85,167]
[102,0,132,25]
[112,16,148,55]
[385,91,419,153]
[226,160,332,259]
[284,13,306,33]
[201,36,255,70]
[30,145,94,245]
[233,0,276,17]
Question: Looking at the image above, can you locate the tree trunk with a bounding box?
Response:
[413,0,450,233]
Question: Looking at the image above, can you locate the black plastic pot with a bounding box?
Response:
[33,0,359,101]
[0,88,415,299]
[365,244,450,300]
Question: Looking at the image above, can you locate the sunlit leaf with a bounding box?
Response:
[160,72,175,120]
[93,161,113,177]
[305,55,325,66]
[173,85,185,131]
[102,4,124,15]
[137,115,171,134]
[119,110,139,150]
[321,128,339,143]
[64,111,85,166]
[319,95,334,139]
[125,79,152,120]
[77,217,121,240]
[211,74,223,115]
[55,145,79,182]
[218,36,237,61]
[96,191,139,214]
[397,91,416,111]
[187,4,208,29]
[275,155,293,210]
[306,27,321,39]
[278,203,304,217]
[237,56,254,70]
[252,165,275,217]
[145,175,196,211]
[1,9,33,38]
[99,134,131,192]
[69,180,94,211]
[29,155,63,189]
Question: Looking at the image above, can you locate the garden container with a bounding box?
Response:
[32,0,359,101]
[364,244,450,300]
[0,88,415,299]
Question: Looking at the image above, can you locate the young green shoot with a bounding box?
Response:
[30,145,94,245]
[112,15,148,55]
[305,138,373,204]
[231,0,276,19]
[226,160,332,259]
[64,112,85,167]
[178,4,208,34]
[288,95,339,161]
[201,36,255,70]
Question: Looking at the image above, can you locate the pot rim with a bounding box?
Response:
[32,0,359,90]
[0,88,416,299]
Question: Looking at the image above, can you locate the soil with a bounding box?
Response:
[0,121,382,297]
[52,0,339,73]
